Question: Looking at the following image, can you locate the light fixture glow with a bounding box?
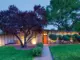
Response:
[31,38,37,45]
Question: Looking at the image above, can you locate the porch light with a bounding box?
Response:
[43,32,47,35]
[43,33,47,35]
[70,37,73,42]
[21,36,24,44]
[31,38,37,45]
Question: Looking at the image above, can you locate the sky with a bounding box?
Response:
[0,0,50,11]
[0,0,57,30]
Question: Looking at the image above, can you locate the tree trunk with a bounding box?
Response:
[24,35,27,47]
[15,34,24,48]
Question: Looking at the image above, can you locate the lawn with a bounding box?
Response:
[0,46,33,60]
[49,44,80,60]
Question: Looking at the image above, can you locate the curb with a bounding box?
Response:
[49,46,54,60]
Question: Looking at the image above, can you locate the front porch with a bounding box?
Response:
[42,30,79,45]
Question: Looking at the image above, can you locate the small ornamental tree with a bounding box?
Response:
[49,34,57,40]
[62,35,70,41]
[76,35,80,42]
[72,34,78,42]
[0,5,47,48]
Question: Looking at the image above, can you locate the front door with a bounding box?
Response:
[43,35,48,44]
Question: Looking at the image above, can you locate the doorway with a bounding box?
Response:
[43,35,48,44]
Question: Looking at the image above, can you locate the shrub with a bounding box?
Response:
[32,47,42,56]
[58,35,63,40]
[76,35,80,42]
[36,43,43,48]
[72,34,78,42]
[49,34,57,40]
[32,43,43,57]
[66,35,71,38]
[73,34,78,38]
[62,35,70,41]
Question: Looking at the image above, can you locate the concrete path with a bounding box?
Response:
[34,45,53,60]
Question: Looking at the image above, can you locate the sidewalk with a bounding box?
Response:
[34,45,53,60]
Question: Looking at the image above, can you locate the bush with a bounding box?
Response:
[72,34,78,41]
[66,35,71,38]
[72,34,78,42]
[73,34,78,38]
[32,47,42,56]
[58,35,63,40]
[49,34,57,40]
[62,35,70,41]
[76,35,80,42]
[36,43,43,48]
[32,43,43,57]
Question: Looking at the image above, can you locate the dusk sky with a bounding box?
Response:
[0,0,57,30]
[0,0,50,11]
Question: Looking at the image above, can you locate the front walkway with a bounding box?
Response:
[34,44,53,60]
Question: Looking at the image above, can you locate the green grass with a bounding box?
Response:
[49,44,80,60]
[0,46,33,60]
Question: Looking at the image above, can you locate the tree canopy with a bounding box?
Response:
[0,5,47,47]
[73,21,80,32]
[46,0,80,31]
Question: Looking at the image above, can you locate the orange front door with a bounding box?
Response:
[43,35,48,44]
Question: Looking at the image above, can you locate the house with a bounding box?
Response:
[0,25,78,46]
[0,30,43,46]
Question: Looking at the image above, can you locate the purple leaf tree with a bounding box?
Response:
[0,5,47,48]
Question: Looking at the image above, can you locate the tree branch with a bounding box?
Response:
[26,31,33,43]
